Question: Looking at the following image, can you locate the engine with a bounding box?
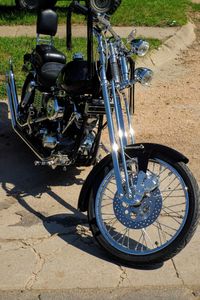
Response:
[20,87,100,163]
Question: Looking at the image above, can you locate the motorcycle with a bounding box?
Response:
[6,0,199,266]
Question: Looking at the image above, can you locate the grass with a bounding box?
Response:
[0,0,192,26]
[0,36,161,98]
[190,3,200,12]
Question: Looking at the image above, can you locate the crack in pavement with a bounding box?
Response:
[14,212,23,221]
[171,258,185,285]
[22,241,46,290]
[0,235,54,244]
[117,265,130,288]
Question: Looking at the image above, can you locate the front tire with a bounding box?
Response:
[88,151,199,266]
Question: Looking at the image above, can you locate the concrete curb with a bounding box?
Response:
[137,22,196,69]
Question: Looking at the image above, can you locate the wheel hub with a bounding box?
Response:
[113,189,162,229]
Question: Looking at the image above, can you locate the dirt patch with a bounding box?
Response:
[130,13,200,183]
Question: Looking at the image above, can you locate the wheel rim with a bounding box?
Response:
[90,0,112,13]
[95,158,189,255]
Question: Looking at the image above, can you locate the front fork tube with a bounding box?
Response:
[121,91,135,145]
[98,36,124,195]
[111,81,132,195]
[101,79,124,195]
[98,34,133,196]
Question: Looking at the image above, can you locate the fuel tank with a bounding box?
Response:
[57,60,100,95]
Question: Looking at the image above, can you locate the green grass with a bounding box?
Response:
[0,0,192,26]
[190,3,200,12]
[0,36,161,98]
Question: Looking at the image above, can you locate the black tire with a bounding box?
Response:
[88,150,200,266]
[90,0,122,15]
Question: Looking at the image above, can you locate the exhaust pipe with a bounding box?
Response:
[6,67,19,128]
[6,64,44,161]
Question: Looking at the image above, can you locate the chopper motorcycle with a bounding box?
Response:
[6,0,199,266]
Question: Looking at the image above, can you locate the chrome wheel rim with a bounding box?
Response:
[95,159,189,255]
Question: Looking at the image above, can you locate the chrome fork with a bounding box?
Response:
[96,32,135,198]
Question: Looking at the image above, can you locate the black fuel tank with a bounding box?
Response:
[57,60,100,95]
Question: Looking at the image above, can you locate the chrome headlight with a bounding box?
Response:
[134,68,153,86]
[131,39,150,57]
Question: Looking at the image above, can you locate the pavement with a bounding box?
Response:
[0,105,200,297]
[0,7,200,300]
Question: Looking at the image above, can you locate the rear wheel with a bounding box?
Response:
[88,151,199,266]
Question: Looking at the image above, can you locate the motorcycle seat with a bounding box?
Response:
[35,44,66,67]
[37,62,65,89]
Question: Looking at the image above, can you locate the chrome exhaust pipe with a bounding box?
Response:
[6,68,19,125]
[6,79,16,128]
[6,65,44,161]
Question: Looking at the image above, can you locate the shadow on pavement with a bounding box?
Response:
[0,101,163,270]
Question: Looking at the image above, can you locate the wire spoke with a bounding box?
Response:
[166,202,186,208]
[102,213,115,216]
[156,220,177,231]
[102,194,114,201]
[142,228,154,248]
[152,223,173,238]
[161,188,183,193]
[141,230,148,250]
[162,205,185,217]
[104,186,115,195]
[135,232,143,251]
[156,165,167,178]
[162,183,183,202]
[159,172,175,184]
[107,219,118,233]
[161,208,183,224]
[101,202,113,208]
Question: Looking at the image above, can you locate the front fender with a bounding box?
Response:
[126,143,189,164]
[78,143,189,212]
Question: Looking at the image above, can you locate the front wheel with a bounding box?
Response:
[88,151,199,266]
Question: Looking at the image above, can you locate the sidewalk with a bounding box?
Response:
[0,24,178,40]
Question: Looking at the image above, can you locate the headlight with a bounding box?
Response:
[134,68,153,86]
[131,39,150,57]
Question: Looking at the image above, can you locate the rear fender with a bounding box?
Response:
[78,143,189,212]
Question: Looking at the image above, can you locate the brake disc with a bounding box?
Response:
[113,188,163,229]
